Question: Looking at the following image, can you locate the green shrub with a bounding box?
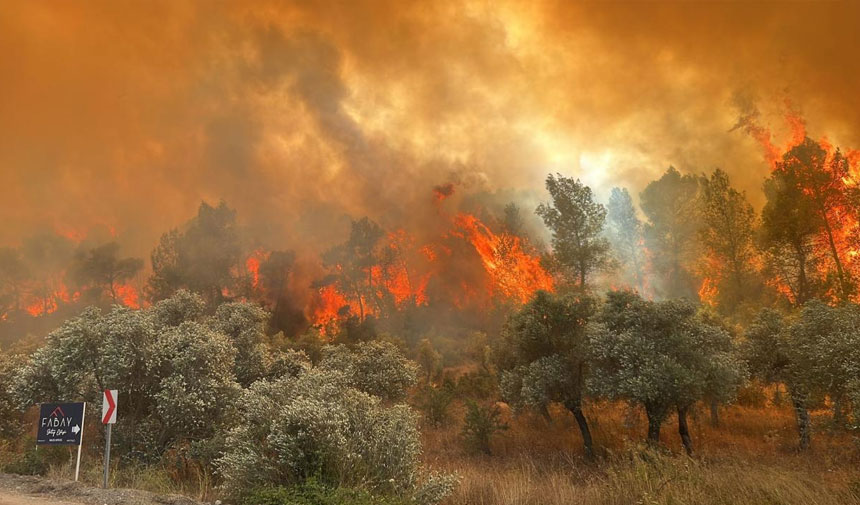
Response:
[217,364,456,504]
[2,445,66,475]
[455,370,496,400]
[736,380,768,408]
[416,385,453,427]
[461,401,507,455]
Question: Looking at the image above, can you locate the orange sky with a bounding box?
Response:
[1,0,859,256]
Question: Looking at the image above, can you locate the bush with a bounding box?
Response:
[416,385,453,427]
[455,370,496,400]
[217,365,454,504]
[2,445,66,475]
[0,353,24,439]
[318,341,419,402]
[736,380,769,408]
[7,291,278,460]
[461,401,507,455]
[416,338,442,384]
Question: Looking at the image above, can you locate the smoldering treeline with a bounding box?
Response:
[1,115,858,355]
[2,1,860,260]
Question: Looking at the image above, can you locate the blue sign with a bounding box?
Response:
[37,402,85,445]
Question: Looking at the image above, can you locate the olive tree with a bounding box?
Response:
[589,290,746,454]
[495,290,597,457]
[788,301,860,425]
[746,301,860,448]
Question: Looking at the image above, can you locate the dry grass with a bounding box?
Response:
[424,400,860,505]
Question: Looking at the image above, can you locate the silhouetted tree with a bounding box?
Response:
[762,139,855,304]
[259,250,305,334]
[21,233,74,315]
[147,201,242,305]
[536,174,610,290]
[606,187,645,291]
[0,248,29,316]
[70,242,143,305]
[640,167,701,299]
[698,169,760,317]
[322,217,384,321]
[760,153,823,306]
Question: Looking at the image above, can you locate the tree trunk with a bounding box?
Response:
[791,392,811,450]
[820,212,849,301]
[571,404,594,459]
[833,395,845,425]
[678,406,693,455]
[709,399,720,427]
[795,242,809,305]
[646,407,662,446]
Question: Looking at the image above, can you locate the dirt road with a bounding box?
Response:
[0,474,201,505]
[0,491,78,505]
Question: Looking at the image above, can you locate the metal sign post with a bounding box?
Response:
[102,390,117,489]
[36,402,86,481]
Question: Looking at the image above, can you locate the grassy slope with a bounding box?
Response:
[423,401,860,505]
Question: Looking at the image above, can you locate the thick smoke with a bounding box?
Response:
[1,0,859,259]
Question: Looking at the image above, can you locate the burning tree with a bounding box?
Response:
[698,169,761,317]
[321,217,386,323]
[0,248,29,317]
[256,250,306,335]
[147,201,242,305]
[20,232,76,316]
[762,138,857,304]
[69,241,143,306]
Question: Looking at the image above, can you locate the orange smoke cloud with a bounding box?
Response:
[1,0,859,276]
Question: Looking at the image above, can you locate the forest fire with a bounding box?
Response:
[24,282,80,317]
[308,285,363,328]
[301,208,552,328]
[452,213,554,303]
[5,4,860,503]
[115,284,140,309]
[245,250,267,291]
[735,109,860,305]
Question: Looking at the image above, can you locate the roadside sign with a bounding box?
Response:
[37,402,85,445]
[36,401,87,481]
[101,389,118,488]
[102,389,117,424]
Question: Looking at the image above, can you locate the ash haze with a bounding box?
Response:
[1,0,859,256]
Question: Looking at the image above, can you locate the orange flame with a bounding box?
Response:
[245,249,268,290]
[453,213,554,303]
[24,281,81,316]
[308,284,368,327]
